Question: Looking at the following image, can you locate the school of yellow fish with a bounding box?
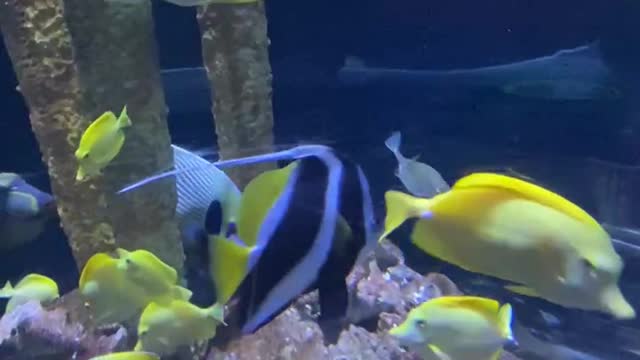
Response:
[1,120,636,360]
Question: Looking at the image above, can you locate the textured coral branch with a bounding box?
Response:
[197,1,276,189]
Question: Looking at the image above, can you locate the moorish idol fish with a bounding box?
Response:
[118,145,379,336]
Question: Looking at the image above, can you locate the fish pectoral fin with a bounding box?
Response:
[504,285,541,298]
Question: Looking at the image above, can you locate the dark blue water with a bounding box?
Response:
[1,1,640,358]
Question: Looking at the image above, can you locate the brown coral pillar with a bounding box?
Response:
[62,0,184,273]
[0,0,117,271]
[0,0,184,273]
[197,1,276,189]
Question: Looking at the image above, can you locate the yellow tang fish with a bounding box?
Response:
[75,106,131,181]
[134,300,225,356]
[79,251,191,324]
[380,172,635,319]
[389,296,515,360]
[0,273,59,313]
[115,248,191,300]
[89,351,159,360]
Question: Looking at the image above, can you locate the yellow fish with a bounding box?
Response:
[0,273,59,313]
[380,172,635,319]
[75,106,131,181]
[79,251,191,324]
[389,296,515,360]
[115,248,191,301]
[134,299,225,356]
[89,351,159,360]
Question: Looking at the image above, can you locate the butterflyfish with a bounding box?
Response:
[0,273,59,313]
[0,173,55,250]
[134,300,225,356]
[171,144,241,304]
[75,106,131,181]
[384,131,449,198]
[380,172,635,319]
[389,296,515,360]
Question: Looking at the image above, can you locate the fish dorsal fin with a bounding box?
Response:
[434,296,500,318]
[15,274,55,290]
[128,250,178,284]
[452,173,601,228]
[237,161,299,247]
[79,253,116,288]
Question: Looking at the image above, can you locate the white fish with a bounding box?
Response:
[384,131,449,198]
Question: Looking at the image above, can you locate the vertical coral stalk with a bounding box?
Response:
[197,1,276,189]
[0,0,184,274]
[62,0,184,273]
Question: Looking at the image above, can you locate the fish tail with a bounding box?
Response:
[379,190,432,242]
[0,281,13,297]
[384,131,402,157]
[498,303,515,342]
[208,302,227,325]
[117,105,132,128]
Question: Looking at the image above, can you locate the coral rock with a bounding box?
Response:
[0,300,127,360]
[208,241,522,360]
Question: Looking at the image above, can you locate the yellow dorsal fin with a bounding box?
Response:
[432,296,500,318]
[453,173,601,228]
[379,190,432,242]
[79,253,115,288]
[210,235,251,304]
[237,161,298,247]
[15,274,56,290]
[129,250,177,284]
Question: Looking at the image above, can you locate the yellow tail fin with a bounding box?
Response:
[0,281,13,297]
[208,302,227,325]
[498,303,514,341]
[117,105,132,128]
[378,191,432,242]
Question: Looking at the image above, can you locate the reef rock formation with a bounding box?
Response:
[208,240,521,360]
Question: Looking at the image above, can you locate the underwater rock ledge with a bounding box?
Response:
[0,299,127,360]
[0,241,522,360]
[208,241,523,360]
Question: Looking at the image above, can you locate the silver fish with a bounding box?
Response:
[384,131,449,198]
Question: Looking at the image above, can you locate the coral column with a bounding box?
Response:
[197,1,276,189]
[0,0,184,273]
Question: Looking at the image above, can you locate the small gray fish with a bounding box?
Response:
[384,131,450,198]
[0,173,55,250]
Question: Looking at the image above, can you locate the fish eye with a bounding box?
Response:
[415,319,427,329]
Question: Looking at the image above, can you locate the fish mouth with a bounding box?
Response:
[602,286,636,320]
[388,325,425,346]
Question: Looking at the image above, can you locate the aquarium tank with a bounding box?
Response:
[0,0,638,359]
